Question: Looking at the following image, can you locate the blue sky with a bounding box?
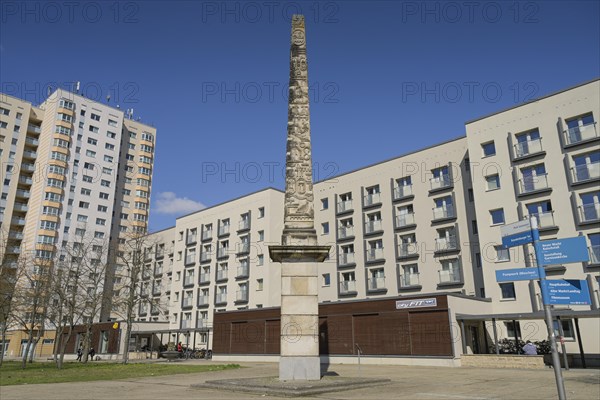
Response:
[1,1,599,231]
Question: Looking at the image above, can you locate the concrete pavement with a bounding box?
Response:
[1,361,598,400]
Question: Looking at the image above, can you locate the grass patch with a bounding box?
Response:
[0,361,240,386]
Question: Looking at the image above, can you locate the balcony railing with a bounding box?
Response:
[201,229,213,241]
[237,243,250,254]
[579,203,600,223]
[11,217,26,225]
[218,225,230,236]
[22,150,37,159]
[185,255,195,265]
[432,205,455,221]
[198,295,209,306]
[8,231,24,240]
[519,174,549,195]
[399,273,420,288]
[430,174,452,191]
[181,319,192,329]
[366,248,384,262]
[13,203,28,212]
[514,138,543,158]
[396,212,415,228]
[364,220,383,234]
[589,245,600,264]
[152,285,161,296]
[439,268,462,284]
[564,122,598,146]
[237,265,249,278]
[338,225,354,239]
[338,252,355,265]
[530,211,556,228]
[238,219,250,231]
[27,124,41,133]
[364,192,381,207]
[186,234,197,245]
[19,176,33,185]
[25,137,39,146]
[200,251,211,262]
[337,199,353,213]
[154,266,163,276]
[196,318,208,329]
[7,246,21,254]
[22,163,35,172]
[215,293,227,304]
[217,247,228,258]
[236,290,249,302]
[199,273,210,284]
[182,297,193,308]
[368,276,386,291]
[393,185,413,200]
[397,243,418,258]
[339,280,356,294]
[435,235,458,252]
[571,162,600,183]
[216,269,228,281]
[183,276,195,287]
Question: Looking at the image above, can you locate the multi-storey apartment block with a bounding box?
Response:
[0,88,157,322]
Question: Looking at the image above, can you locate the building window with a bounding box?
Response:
[482,141,496,157]
[485,174,500,191]
[321,198,329,210]
[500,282,516,300]
[505,321,521,338]
[490,209,505,225]
[258,230,264,241]
[258,207,265,218]
[472,220,478,235]
[257,254,264,266]
[322,273,330,287]
[495,245,510,262]
[321,222,329,235]
[553,319,574,339]
[257,279,264,291]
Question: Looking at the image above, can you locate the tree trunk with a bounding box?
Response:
[0,328,7,367]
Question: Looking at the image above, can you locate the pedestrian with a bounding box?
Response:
[522,340,537,355]
[177,342,183,353]
[88,347,96,360]
[76,345,83,362]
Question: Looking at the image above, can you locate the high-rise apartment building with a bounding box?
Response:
[0,88,157,321]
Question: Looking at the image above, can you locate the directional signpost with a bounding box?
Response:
[541,280,592,306]
[501,220,533,248]
[495,268,540,282]
[536,236,590,266]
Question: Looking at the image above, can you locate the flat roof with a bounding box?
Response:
[465,77,600,125]
[456,309,599,321]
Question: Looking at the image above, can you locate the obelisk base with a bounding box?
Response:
[279,356,321,381]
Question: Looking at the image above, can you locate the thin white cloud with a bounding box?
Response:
[153,192,205,215]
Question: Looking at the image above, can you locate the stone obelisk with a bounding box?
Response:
[269,15,330,381]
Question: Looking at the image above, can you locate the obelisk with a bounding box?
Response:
[269,15,330,381]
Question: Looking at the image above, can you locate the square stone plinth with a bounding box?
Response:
[279,356,321,381]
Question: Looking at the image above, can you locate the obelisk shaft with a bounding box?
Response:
[282,14,317,246]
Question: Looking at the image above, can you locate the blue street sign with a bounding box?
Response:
[536,236,590,266]
[496,268,542,282]
[541,280,591,305]
[501,220,534,248]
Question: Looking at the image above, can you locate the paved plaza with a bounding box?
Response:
[1,361,598,400]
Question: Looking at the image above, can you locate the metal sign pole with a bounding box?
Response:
[531,216,566,400]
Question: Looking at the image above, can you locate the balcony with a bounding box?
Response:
[184,255,195,266]
[27,124,41,134]
[13,202,28,212]
[155,249,164,259]
[339,280,357,295]
[529,210,556,230]
[186,234,197,245]
[238,219,250,231]
[393,185,413,201]
[563,122,598,147]
[337,199,353,214]
[199,273,210,284]
[215,293,227,305]
[399,273,420,289]
[198,295,209,307]
[25,137,39,146]
[22,163,35,172]
[589,245,600,265]
[364,220,383,235]
[152,285,161,296]
[182,297,194,308]
[154,266,163,276]
[368,276,386,292]
[183,276,195,287]
[236,265,249,279]
[201,229,213,241]
[435,235,459,253]
[578,203,600,224]
[397,243,418,259]
[338,252,355,266]
[518,174,550,196]
[237,243,250,255]
[217,247,229,259]
[395,212,415,229]
[363,192,381,208]
[514,138,544,160]
[235,290,249,303]
[438,268,462,286]
[7,246,21,254]
[337,226,355,240]
[22,150,37,159]
[366,248,384,263]
[216,269,228,281]
[571,162,600,184]
[218,225,230,236]
[11,217,26,226]
[181,319,193,329]
[196,318,208,329]
[430,174,453,191]
[432,205,455,221]
[19,176,33,185]
[8,231,24,240]
[200,251,211,263]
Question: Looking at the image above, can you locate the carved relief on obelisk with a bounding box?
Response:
[282,15,317,246]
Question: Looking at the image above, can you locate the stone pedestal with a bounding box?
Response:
[270,245,329,381]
